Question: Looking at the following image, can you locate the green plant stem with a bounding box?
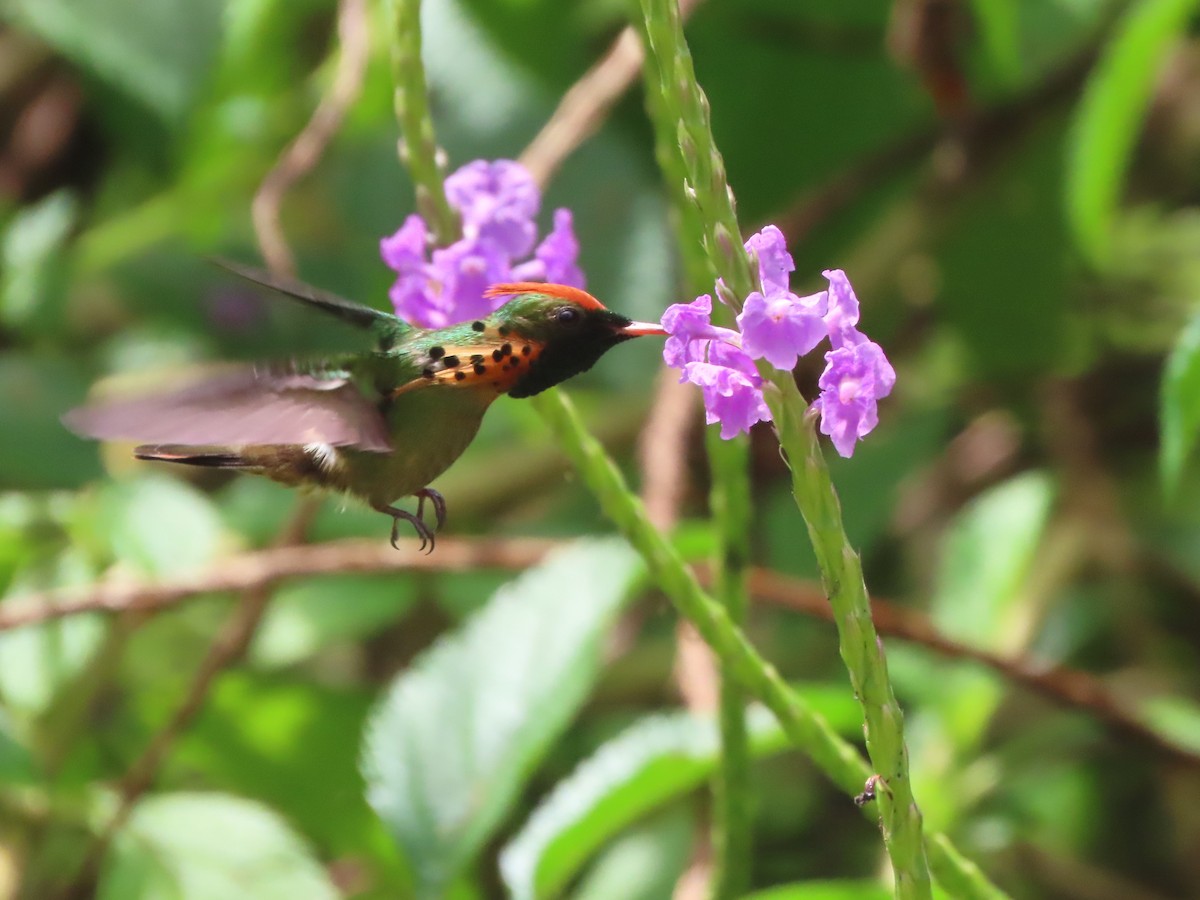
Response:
[635,0,937,895]
[532,388,867,792]
[764,372,929,895]
[638,0,756,303]
[642,28,755,893]
[531,385,1008,900]
[706,431,753,900]
[386,0,457,244]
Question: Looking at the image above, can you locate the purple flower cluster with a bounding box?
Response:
[661,226,895,457]
[381,160,584,328]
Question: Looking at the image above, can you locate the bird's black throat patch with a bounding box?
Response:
[507,310,634,398]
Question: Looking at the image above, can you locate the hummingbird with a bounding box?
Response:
[64,262,666,551]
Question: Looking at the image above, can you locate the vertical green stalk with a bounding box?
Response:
[646,41,755,895]
[529,392,1005,900]
[531,389,870,794]
[706,431,754,899]
[636,0,933,895]
[638,0,756,306]
[386,0,458,244]
[765,372,930,895]
[644,35,754,893]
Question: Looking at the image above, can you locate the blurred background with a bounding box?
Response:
[2,0,1200,897]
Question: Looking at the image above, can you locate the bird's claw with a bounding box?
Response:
[415,488,448,532]
[375,489,447,554]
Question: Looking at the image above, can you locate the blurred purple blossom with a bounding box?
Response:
[659,226,894,455]
[381,159,584,328]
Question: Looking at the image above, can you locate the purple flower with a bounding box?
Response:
[659,295,765,438]
[511,209,584,287]
[736,225,827,370]
[381,159,585,327]
[659,226,895,455]
[822,268,861,348]
[382,214,433,324]
[737,288,827,370]
[682,361,772,440]
[661,295,741,367]
[445,159,539,257]
[815,335,896,458]
[745,224,794,294]
[427,238,510,327]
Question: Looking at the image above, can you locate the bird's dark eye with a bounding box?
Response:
[554,306,581,325]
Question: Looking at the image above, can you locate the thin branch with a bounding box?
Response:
[251,0,370,276]
[639,368,697,533]
[10,535,1197,773]
[518,0,705,190]
[1,537,558,631]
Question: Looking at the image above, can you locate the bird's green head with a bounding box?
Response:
[480,283,665,398]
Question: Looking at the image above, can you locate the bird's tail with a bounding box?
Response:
[134,444,250,469]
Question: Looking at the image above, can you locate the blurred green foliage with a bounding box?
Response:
[2,0,1200,898]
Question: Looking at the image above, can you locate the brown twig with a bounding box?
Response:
[639,367,698,533]
[12,535,1198,775]
[517,0,705,190]
[251,0,369,276]
[1,537,558,632]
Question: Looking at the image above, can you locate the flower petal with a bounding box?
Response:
[744,225,795,295]
[737,289,828,370]
[445,159,539,257]
[381,214,428,273]
[682,361,772,439]
[816,338,895,457]
[822,268,861,346]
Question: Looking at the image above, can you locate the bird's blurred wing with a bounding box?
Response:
[63,365,392,452]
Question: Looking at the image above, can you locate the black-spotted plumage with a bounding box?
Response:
[64,266,664,551]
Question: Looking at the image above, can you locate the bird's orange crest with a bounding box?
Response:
[483,282,606,310]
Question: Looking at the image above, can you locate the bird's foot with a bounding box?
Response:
[373,490,447,553]
[372,501,438,554]
[414,488,447,532]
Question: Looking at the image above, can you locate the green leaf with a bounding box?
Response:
[1161,311,1200,494]
[901,472,1055,829]
[0,707,35,783]
[936,124,1070,377]
[98,792,338,900]
[0,354,102,490]
[361,539,642,898]
[0,613,105,717]
[1139,694,1200,753]
[0,190,78,333]
[966,0,1022,86]
[568,811,693,900]
[501,707,789,900]
[96,475,225,576]
[0,542,103,715]
[251,575,418,668]
[165,671,407,888]
[1066,0,1199,267]
[930,471,1055,650]
[3,0,225,123]
[744,880,892,900]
